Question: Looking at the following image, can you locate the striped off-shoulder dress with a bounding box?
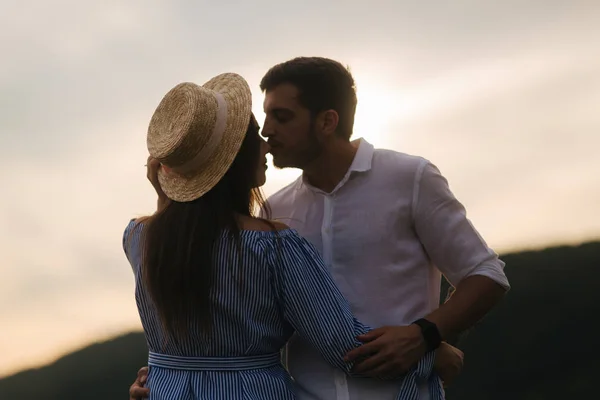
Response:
[123,220,441,400]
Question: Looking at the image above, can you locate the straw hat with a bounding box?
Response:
[147,73,252,202]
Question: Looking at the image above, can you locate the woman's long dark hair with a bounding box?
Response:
[141,114,268,339]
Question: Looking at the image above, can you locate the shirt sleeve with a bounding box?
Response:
[264,231,371,374]
[122,219,144,273]
[412,161,510,290]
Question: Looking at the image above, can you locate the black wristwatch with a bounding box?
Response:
[412,318,442,351]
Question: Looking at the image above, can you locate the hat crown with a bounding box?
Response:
[147,82,225,173]
[145,73,252,203]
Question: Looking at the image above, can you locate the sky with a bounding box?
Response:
[1,0,599,377]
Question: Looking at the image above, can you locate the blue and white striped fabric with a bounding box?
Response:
[123,219,443,399]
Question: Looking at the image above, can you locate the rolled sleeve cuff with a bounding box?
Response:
[463,261,510,291]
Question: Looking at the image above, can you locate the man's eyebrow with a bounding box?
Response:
[266,107,294,114]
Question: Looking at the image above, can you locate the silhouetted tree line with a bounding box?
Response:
[1,241,598,399]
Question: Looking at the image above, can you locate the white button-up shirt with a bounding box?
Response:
[264,138,510,400]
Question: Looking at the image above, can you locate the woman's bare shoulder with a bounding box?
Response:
[238,215,290,232]
[268,220,290,231]
[133,217,149,224]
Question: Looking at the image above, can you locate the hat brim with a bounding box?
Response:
[156,73,252,202]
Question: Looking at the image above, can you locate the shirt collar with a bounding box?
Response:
[296,137,374,191]
[348,137,374,173]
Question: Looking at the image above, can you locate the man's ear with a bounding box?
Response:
[317,109,339,137]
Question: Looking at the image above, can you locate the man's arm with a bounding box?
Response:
[440,286,467,347]
[346,160,508,376]
[425,275,505,341]
[413,160,509,340]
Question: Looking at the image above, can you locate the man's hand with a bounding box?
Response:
[434,342,464,387]
[344,325,427,377]
[129,367,150,400]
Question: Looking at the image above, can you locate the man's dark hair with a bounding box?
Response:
[260,57,357,140]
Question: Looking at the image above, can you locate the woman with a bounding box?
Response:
[124,73,461,399]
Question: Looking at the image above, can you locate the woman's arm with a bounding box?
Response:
[266,231,458,388]
[266,231,370,375]
[146,156,170,213]
[123,219,144,271]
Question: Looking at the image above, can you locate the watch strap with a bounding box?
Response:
[412,318,442,351]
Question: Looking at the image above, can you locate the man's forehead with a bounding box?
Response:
[263,83,300,111]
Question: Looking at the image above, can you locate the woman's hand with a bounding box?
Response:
[129,366,150,399]
[146,156,170,212]
[434,342,464,387]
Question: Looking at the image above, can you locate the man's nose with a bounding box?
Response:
[260,119,274,138]
[260,128,273,139]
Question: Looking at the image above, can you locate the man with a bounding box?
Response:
[130,57,509,399]
[258,57,509,400]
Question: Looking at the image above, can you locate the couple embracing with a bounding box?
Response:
[124,57,509,400]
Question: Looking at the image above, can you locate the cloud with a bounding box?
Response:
[388,52,600,250]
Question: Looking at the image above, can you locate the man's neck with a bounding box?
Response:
[302,139,359,193]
